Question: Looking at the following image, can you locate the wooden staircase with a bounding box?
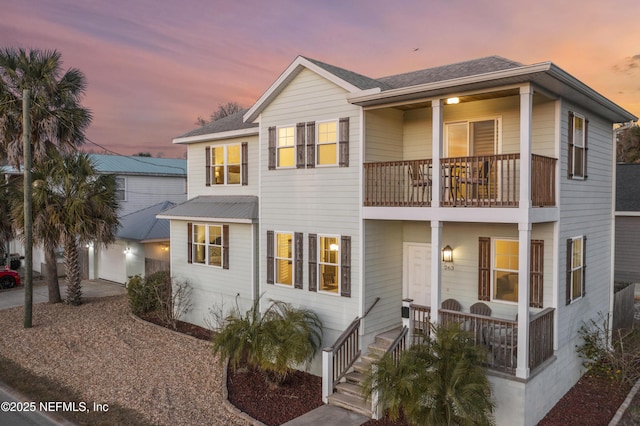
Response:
[326,328,401,418]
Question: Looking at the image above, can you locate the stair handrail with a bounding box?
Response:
[371,326,409,420]
[322,297,381,403]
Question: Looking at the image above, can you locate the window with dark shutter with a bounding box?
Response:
[308,234,317,292]
[267,231,274,284]
[187,223,193,264]
[241,142,248,185]
[205,147,211,186]
[566,236,586,304]
[339,117,349,167]
[222,225,229,269]
[296,122,306,168]
[306,121,316,168]
[530,240,544,308]
[268,126,276,170]
[478,237,491,301]
[341,235,351,297]
[295,232,303,289]
[568,112,574,179]
[584,119,589,179]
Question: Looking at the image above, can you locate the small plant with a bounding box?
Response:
[363,323,495,426]
[153,278,192,330]
[126,271,171,316]
[212,296,323,385]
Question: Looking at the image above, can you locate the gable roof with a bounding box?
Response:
[175,109,259,142]
[89,154,186,176]
[117,200,175,242]
[617,164,640,212]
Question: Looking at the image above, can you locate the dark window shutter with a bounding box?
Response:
[567,112,574,179]
[566,238,572,305]
[341,235,351,297]
[478,237,491,301]
[241,142,248,185]
[268,126,276,170]
[308,234,317,292]
[222,225,229,270]
[294,232,303,289]
[187,223,193,264]
[582,236,587,297]
[205,147,211,186]
[530,240,544,308]
[296,122,306,169]
[306,121,316,168]
[339,117,349,167]
[584,119,589,179]
[267,231,274,284]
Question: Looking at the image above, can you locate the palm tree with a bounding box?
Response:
[0,48,91,169]
[12,150,119,305]
[0,48,92,302]
[364,323,495,425]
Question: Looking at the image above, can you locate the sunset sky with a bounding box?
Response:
[2,0,639,158]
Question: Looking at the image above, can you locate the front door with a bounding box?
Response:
[403,243,431,306]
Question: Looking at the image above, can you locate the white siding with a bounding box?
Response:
[259,68,362,341]
[364,109,403,162]
[170,220,257,328]
[187,134,259,198]
[118,175,187,216]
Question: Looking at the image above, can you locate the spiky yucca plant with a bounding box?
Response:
[212,297,322,384]
[364,323,495,426]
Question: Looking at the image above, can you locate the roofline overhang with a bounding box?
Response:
[156,214,256,224]
[348,62,637,123]
[243,56,380,123]
[173,127,258,145]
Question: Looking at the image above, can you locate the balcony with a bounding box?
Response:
[363,154,556,208]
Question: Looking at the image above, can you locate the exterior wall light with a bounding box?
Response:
[442,245,453,263]
[446,97,460,105]
[123,247,131,255]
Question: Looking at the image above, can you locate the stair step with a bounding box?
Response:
[344,370,366,385]
[327,392,372,417]
[353,360,372,374]
[367,342,390,356]
[335,381,364,398]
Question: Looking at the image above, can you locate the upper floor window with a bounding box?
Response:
[205,143,248,186]
[317,121,338,166]
[278,126,295,168]
[115,177,126,201]
[445,118,499,157]
[566,236,586,303]
[568,112,588,179]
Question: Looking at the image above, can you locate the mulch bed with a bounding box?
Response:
[142,314,634,426]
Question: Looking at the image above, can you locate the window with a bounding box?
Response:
[316,121,338,166]
[208,144,241,185]
[188,223,229,268]
[567,236,586,303]
[115,177,126,201]
[493,239,519,303]
[478,237,544,307]
[319,236,340,293]
[278,126,295,168]
[569,112,588,179]
[445,119,499,157]
[275,232,293,286]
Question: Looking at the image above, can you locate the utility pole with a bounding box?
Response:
[23,89,33,329]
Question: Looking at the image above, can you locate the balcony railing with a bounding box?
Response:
[363,154,556,208]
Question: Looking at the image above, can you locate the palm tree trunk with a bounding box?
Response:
[44,245,62,303]
[64,237,82,305]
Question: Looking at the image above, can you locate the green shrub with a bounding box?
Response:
[126,271,171,316]
[212,297,323,385]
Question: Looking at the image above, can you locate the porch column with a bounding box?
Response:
[519,85,533,211]
[516,222,531,379]
[430,221,443,324]
[431,99,443,208]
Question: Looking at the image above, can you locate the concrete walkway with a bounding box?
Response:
[281,404,368,426]
[0,279,125,310]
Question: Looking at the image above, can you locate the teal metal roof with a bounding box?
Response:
[89,154,186,176]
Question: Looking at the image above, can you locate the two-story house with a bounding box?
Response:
[161,55,637,426]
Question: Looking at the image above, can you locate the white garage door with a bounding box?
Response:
[99,242,126,284]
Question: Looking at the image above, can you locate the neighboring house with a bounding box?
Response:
[161,55,637,426]
[6,154,187,282]
[615,163,640,283]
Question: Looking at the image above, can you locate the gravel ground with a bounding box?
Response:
[0,294,249,426]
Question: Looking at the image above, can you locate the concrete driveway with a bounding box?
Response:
[0,279,125,310]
